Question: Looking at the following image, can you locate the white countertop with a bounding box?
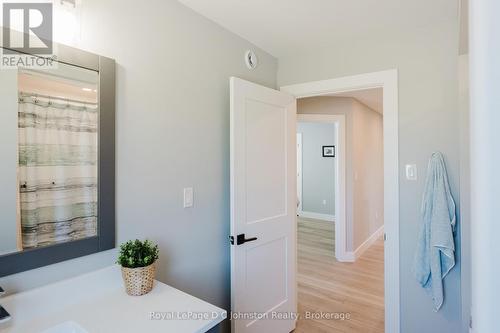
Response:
[0,265,226,333]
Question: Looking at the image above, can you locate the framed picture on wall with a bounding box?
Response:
[322,146,335,157]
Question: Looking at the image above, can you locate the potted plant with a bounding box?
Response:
[117,239,159,296]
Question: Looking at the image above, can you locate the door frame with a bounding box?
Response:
[281,69,400,333]
[297,114,346,260]
[296,133,303,213]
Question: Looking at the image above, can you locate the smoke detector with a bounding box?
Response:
[244,50,258,69]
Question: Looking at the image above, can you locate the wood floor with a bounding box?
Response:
[294,217,384,333]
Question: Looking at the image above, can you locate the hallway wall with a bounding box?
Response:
[297,122,336,217]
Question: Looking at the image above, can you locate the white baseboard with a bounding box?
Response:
[347,225,384,261]
[336,252,355,262]
[297,210,335,222]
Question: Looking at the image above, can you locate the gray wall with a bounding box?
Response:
[282,10,462,332]
[0,71,19,255]
[297,122,336,216]
[0,2,277,333]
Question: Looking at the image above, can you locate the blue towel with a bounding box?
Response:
[414,152,456,312]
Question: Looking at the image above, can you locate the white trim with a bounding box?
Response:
[281,69,400,333]
[340,251,355,262]
[297,113,346,262]
[341,226,385,262]
[352,225,385,260]
[297,210,335,222]
[296,133,303,213]
[336,251,355,262]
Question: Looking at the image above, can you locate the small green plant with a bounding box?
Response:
[117,239,159,268]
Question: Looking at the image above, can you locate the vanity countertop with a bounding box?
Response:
[0,265,226,333]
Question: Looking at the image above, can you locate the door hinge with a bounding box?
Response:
[384,233,387,241]
[229,236,234,245]
[470,315,472,329]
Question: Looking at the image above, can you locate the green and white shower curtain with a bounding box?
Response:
[18,93,98,249]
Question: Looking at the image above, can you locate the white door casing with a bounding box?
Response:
[230,77,297,333]
[281,69,399,332]
[296,133,303,213]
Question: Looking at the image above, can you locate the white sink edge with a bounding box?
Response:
[2,265,121,302]
[38,321,88,333]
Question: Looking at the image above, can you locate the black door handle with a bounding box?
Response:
[236,233,257,245]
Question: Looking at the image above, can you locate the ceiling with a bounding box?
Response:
[19,72,98,103]
[330,88,383,114]
[177,0,458,57]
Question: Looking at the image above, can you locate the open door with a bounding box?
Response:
[230,77,297,333]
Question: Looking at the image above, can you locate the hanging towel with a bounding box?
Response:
[413,152,456,312]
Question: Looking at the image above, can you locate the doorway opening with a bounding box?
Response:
[294,90,385,332]
[282,69,399,332]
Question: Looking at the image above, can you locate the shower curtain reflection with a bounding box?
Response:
[18,93,98,249]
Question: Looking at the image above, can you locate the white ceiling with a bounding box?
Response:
[19,73,98,103]
[177,0,457,57]
[329,88,383,114]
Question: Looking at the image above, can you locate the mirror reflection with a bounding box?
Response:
[0,63,99,255]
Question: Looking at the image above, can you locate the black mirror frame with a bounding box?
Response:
[0,41,116,277]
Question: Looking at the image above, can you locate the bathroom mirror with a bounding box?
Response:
[0,42,115,277]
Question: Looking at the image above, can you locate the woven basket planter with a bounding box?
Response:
[121,263,156,296]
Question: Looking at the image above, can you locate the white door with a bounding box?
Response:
[296,133,303,213]
[230,77,297,333]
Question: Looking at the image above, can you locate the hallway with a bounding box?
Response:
[295,217,384,333]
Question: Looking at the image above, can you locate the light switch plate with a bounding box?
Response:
[183,187,193,208]
[405,164,417,181]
